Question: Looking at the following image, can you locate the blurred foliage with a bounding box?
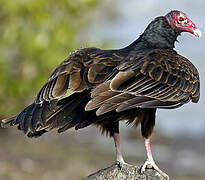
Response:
[0,0,100,117]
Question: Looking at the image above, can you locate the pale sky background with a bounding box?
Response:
[80,0,205,137]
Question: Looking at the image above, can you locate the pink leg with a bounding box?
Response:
[141,138,169,179]
[113,133,125,163]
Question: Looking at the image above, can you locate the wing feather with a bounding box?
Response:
[2,47,126,135]
[88,49,200,115]
[2,47,200,136]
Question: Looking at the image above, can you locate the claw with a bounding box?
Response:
[116,160,130,166]
[141,159,169,179]
[115,160,131,171]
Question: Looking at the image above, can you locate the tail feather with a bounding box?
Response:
[75,112,96,130]
[1,90,91,137]
[1,116,16,128]
[27,129,48,138]
[41,102,51,126]
[57,119,76,133]
[1,89,144,138]
[31,105,43,129]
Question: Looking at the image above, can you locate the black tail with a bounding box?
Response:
[1,90,91,137]
[1,90,144,138]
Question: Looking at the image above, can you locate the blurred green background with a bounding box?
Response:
[0,0,101,117]
[0,0,205,180]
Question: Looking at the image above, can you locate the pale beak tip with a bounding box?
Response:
[193,28,202,38]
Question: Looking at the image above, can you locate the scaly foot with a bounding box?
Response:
[115,159,130,166]
[141,159,169,180]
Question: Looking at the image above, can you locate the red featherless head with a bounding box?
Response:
[165,10,201,38]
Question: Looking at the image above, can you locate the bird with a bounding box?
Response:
[1,10,201,179]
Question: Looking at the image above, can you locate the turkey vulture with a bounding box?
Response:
[1,10,201,179]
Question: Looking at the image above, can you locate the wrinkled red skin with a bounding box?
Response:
[165,11,198,35]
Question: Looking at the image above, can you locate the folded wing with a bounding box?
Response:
[86,49,200,115]
[1,47,125,134]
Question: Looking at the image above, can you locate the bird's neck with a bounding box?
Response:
[124,17,181,51]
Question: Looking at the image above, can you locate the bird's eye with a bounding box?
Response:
[177,16,188,25]
[178,17,184,22]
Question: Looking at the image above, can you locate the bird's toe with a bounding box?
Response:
[141,159,169,179]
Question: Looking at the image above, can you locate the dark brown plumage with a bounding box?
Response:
[1,10,201,179]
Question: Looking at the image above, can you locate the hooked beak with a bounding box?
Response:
[193,28,202,38]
